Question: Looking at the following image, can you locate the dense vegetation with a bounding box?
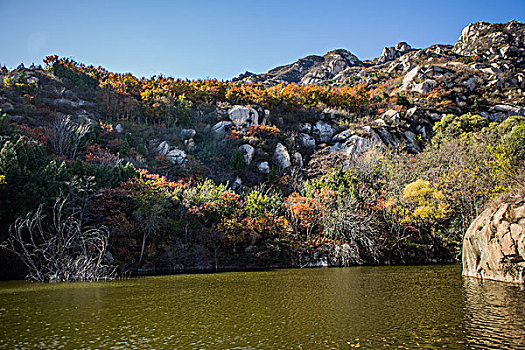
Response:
[0,56,524,281]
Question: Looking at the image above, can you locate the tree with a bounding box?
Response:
[2,198,116,282]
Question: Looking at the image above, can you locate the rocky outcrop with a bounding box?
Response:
[454,20,525,66]
[301,49,363,85]
[462,189,525,283]
[377,42,412,65]
[234,49,362,86]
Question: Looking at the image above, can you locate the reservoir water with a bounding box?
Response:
[0,265,524,349]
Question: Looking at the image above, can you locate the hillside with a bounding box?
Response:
[0,20,524,280]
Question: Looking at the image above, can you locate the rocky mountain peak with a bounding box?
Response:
[377,42,412,65]
[454,20,525,66]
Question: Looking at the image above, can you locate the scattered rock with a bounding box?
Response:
[313,121,334,143]
[258,161,270,174]
[228,106,259,130]
[156,141,170,155]
[413,79,438,94]
[232,177,242,190]
[184,138,195,151]
[298,123,312,133]
[274,143,291,170]
[294,152,303,168]
[166,148,187,165]
[298,133,316,148]
[180,128,196,139]
[332,129,354,142]
[212,121,233,136]
[239,144,255,165]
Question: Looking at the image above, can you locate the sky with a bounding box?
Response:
[1,0,524,80]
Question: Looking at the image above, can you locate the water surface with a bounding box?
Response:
[0,265,524,349]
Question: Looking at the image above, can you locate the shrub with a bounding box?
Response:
[433,113,488,141]
[304,168,360,199]
[401,179,450,225]
[245,189,282,217]
[229,149,246,171]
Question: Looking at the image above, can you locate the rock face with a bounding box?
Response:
[234,49,362,86]
[377,42,412,65]
[462,189,525,283]
[454,20,525,66]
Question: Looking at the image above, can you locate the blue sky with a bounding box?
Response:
[1,0,523,80]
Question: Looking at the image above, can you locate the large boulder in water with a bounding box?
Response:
[462,189,525,283]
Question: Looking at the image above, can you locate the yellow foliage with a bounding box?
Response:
[402,179,450,224]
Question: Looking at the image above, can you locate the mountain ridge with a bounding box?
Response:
[234,20,525,86]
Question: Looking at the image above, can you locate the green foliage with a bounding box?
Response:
[182,179,230,208]
[173,94,193,125]
[119,134,134,156]
[52,62,98,90]
[305,168,360,199]
[433,113,489,141]
[0,112,13,135]
[137,142,147,157]
[69,161,137,188]
[229,149,246,171]
[0,137,70,228]
[245,190,283,217]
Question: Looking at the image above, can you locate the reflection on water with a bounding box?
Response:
[0,265,523,349]
[463,278,525,349]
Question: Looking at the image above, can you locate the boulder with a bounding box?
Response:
[332,129,354,142]
[212,121,233,136]
[413,79,438,94]
[294,152,303,168]
[298,133,316,148]
[274,143,291,170]
[238,144,255,165]
[232,177,242,190]
[27,76,39,84]
[462,189,525,283]
[184,138,195,151]
[180,128,196,139]
[166,148,187,165]
[345,135,378,155]
[156,141,170,155]
[313,121,334,143]
[491,104,525,117]
[228,106,259,130]
[464,76,479,91]
[115,124,124,133]
[258,161,270,174]
[377,42,412,64]
[298,122,312,133]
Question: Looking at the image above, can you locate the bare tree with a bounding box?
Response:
[2,198,116,282]
[50,115,91,159]
[323,197,384,266]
